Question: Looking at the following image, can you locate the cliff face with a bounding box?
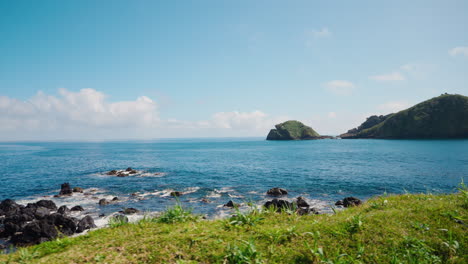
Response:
[341,94,468,139]
[267,120,320,140]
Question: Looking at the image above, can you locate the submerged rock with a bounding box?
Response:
[59,183,73,196]
[223,200,237,208]
[73,187,84,193]
[106,170,118,176]
[266,187,288,196]
[98,199,110,206]
[122,208,139,215]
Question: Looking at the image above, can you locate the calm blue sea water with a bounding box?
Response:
[0,138,467,218]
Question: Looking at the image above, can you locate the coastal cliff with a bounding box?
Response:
[341,94,468,139]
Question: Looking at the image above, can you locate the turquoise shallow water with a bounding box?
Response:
[0,138,467,217]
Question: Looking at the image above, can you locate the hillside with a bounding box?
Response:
[0,191,466,263]
[267,120,320,140]
[341,94,468,139]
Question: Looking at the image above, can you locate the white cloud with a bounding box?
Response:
[327,112,337,118]
[0,88,159,139]
[377,101,410,113]
[449,46,468,57]
[324,80,355,96]
[369,72,405,81]
[0,88,293,140]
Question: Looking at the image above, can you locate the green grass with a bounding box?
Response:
[1,191,467,263]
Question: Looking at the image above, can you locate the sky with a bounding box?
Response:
[0,0,467,140]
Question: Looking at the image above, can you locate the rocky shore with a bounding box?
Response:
[0,179,361,248]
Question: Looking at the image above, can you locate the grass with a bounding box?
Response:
[1,190,467,263]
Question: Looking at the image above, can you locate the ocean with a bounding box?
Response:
[0,138,466,223]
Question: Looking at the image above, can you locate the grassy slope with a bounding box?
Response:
[358,94,468,138]
[1,192,467,264]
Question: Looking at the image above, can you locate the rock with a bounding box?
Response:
[123,208,139,215]
[125,167,133,172]
[59,183,73,196]
[0,199,21,216]
[266,187,288,196]
[11,220,58,245]
[2,222,21,237]
[112,197,119,201]
[110,214,128,224]
[342,197,362,207]
[266,120,320,140]
[296,207,319,216]
[34,207,50,219]
[201,198,211,203]
[98,199,109,206]
[45,213,77,236]
[296,197,309,208]
[70,206,84,211]
[106,170,118,176]
[335,200,344,206]
[57,205,70,215]
[35,200,57,211]
[73,187,84,193]
[170,191,182,197]
[131,193,138,196]
[264,199,294,212]
[117,172,128,177]
[129,170,138,174]
[223,200,237,208]
[76,215,96,233]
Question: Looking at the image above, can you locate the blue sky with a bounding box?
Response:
[0,0,467,140]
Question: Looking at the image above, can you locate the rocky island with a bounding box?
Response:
[267,120,329,140]
[341,94,468,139]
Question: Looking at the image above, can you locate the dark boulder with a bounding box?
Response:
[335,200,344,206]
[106,170,118,176]
[335,197,362,207]
[45,213,77,236]
[0,199,21,216]
[112,197,119,201]
[57,205,70,215]
[73,187,84,193]
[296,197,309,208]
[76,215,96,233]
[266,187,288,196]
[122,208,139,215]
[70,205,84,211]
[343,197,362,207]
[36,200,57,211]
[34,207,50,219]
[11,220,58,246]
[2,222,21,237]
[98,199,109,206]
[170,191,182,197]
[125,167,133,172]
[223,200,237,208]
[264,199,294,212]
[59,183,73,196]
[296,207,319,216]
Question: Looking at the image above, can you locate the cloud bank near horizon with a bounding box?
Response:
[0,88,411,140]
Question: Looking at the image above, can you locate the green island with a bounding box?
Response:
[1,186,466,264]
[341,94,468,139]
[266,120,321,140]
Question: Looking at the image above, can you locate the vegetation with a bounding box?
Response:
[267,120,320,140]
[1,190,467,263]
[342,94,468,139]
